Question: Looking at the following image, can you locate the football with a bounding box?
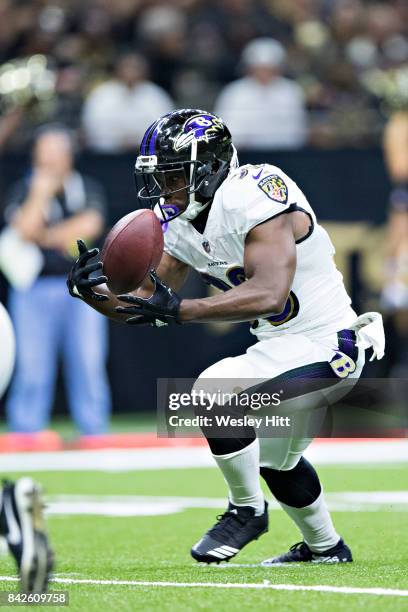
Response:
[101,209,164,294]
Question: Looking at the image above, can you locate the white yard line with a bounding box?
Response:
[0,440,407,472]
[0,575,406,597]
[44,491,408,517]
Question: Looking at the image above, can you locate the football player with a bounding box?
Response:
[68,109,385,565]
[0,302,54,591]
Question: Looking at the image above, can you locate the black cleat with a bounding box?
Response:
[191,501,268,564]
[0,478,54,592]
[261,538,352,565]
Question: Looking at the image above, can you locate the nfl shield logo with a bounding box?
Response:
[202,240,211,253]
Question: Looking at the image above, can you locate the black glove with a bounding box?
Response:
[115,270,181,325]
[121,313,170,328]
[67,239,109,302]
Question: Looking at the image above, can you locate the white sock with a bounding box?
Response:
[212,439,265,516]
[279,491,340,553]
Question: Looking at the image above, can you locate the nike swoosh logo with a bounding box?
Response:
[252,169,263,180]
[4,495,21,545]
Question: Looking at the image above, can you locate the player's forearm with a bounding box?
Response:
[156,252,189,293]
[79,280,155,323]
[80,285,121,322]
[179,281,287,323]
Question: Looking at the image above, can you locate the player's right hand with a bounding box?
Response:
[67,239,109,302]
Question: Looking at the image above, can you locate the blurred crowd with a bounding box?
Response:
[0,0,408,152]
[0,0,407,441]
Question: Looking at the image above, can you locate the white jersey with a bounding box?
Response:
[161,163,357,340]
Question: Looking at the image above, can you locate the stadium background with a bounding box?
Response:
[0,0,406,419]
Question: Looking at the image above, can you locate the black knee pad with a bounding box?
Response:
[195,398,256,455]
[206,436,255,455]
[260,457,321,508]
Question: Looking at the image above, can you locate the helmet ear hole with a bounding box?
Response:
[195,161,212,184]
[212,159,221,172]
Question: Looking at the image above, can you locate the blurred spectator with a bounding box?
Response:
[3,126,111,436]
[50,63,85,131]
[381,111,408,378]
[0,108,25,152]
[0,0,407,150]
[0,56,86,152]
[137,4,188,97]
[82,52,174,152]
[214,38,308,149]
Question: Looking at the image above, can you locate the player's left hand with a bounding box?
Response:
[67,239,109,302]
[115,270,181,325]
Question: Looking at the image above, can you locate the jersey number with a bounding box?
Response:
[201,266,299,327]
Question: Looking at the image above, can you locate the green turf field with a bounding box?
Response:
[0,463,407,611]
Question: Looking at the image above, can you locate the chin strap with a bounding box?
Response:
[180,139,209,221]
[180,198,211,221]
[180,142,239,222]
[230,144,239,170]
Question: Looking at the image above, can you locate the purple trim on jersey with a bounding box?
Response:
[160,203,181,223]
[337,329,358,361]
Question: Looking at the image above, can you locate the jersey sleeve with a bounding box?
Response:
[223,165,296,236]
